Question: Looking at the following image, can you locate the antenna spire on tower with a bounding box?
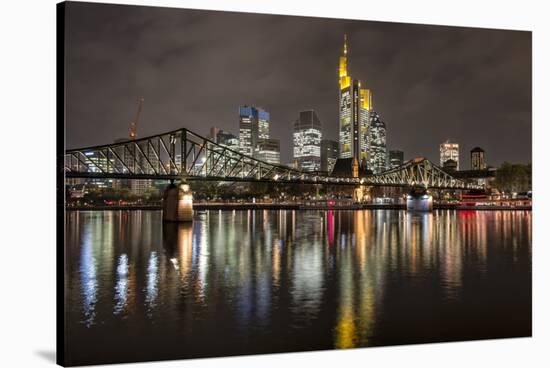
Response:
[344,33,348,55]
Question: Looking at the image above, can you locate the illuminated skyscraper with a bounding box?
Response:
[440,140,460,170]
[470,147,486,170]
[239,106,258,156]
[369,112,387,174]
[293,110,322,172]
[338,34,372,169]
[258,109,270,139]
[256,138,281,165]
[239,106,270,157]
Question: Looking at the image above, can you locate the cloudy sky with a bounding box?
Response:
[65,2,531,166]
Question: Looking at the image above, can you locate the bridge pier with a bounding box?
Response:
[163,180,193,222]
[406,189,433,211]
[353,185,371,203]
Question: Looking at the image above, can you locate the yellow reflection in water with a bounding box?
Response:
[178,222,193,289]
[335,211,379,349]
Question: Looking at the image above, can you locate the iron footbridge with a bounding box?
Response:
[64,127,480,190]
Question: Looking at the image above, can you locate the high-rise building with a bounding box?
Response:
[258,109,270,139]
[389,150,404,169]
[238,105,270,157]
[256,138,281,165]
[217,130,239,150]
[293,110,322,172]
[239,106,257,156]
[369,112,387,174]
[338,34,372,169]
[321,139,339,174]
[440,140,460,170]
[470,147,486,170]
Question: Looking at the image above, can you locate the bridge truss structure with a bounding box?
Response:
[64,128,480,190]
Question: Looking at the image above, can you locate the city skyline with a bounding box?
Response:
[65,2,531,167]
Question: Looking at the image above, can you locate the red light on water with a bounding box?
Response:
[328,209,334,245]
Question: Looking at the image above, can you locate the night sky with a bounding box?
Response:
[65,2,532,167]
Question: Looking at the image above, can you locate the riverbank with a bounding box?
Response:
[65,203,531,211]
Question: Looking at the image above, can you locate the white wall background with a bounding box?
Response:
[0,0,547,367]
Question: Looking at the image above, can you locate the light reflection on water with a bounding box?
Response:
[79,227,97,327]
[113,254,128,315]
[65,209,531,365]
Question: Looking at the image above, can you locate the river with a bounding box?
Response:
[64,209,531,365]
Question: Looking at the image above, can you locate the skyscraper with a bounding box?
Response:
[440,140,460,170]
[369,111,387,174]
[338,34,372,169]
[238,105,271,157]
[470,147,486,170]
[256,138,281,165]
[258,109,270,139]
[389,150,404,169]
[321,139,339,173]
[239,106,258,156]
[293,110,322,172]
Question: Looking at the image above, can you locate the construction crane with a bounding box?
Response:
[129,97,144,140]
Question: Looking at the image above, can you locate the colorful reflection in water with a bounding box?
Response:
[65,209,531,366]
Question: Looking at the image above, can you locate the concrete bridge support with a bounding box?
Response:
[353,185,371,203]
[406,189,433,211]
[163,181,193,222]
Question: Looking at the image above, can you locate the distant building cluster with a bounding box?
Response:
[439,140,489,172]
[147,34,492,182]
[199,35,405,177]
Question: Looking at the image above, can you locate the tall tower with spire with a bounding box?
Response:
[338,34,372,169]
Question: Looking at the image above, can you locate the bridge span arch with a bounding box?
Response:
[64,127,480,190]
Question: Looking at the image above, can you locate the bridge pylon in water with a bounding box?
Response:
[406,187,433,212]
[353,184,371,203]
[163,180,193,222]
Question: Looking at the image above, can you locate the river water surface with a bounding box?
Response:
[64,209,531,365]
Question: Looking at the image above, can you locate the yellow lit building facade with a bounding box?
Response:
[339,34,372,167]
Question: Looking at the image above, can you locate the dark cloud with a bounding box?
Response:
[65,2,531,166]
